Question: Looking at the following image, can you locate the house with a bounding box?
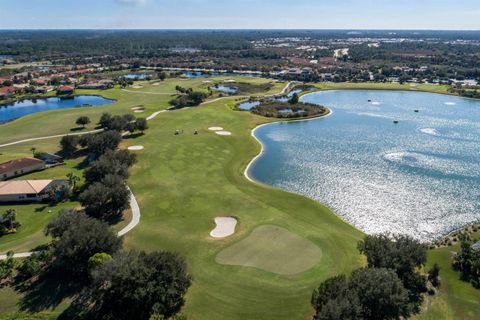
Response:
[0,180,69,202]
[0,157,46,181]
[0,76,12,85]
[0,86,17,99]
[57,85,74,95]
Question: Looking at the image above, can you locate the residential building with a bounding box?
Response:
[0,157,46,180]
[0,180,68,202]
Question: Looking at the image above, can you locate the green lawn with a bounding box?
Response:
[0,78,478,319]
[216,225,322,275]
[416,232,480,320]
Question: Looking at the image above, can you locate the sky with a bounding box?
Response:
[0,0,479,30]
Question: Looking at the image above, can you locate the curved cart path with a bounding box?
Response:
[0,81,293,260]
[0,189,140,259]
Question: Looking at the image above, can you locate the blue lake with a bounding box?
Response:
[249,90,480,241]
[0,95,114,123]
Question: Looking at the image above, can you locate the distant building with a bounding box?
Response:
[0,86,17,99]
[78,79,114,90]
[57,85,74,95]
[0,180,68,202]
[0,158,46,181]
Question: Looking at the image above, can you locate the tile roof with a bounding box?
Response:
[0,180,52,195]
[0,157,45,175]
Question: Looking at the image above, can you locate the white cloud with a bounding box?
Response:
[114,0,147,6]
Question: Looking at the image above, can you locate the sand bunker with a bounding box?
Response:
[131,106,145,113]
[131,85,143,89]
[128,145,144,151]
[216,225,322,275]
[203,80,213,83]
[152,83,160,86]
[210,217,238,238]
[208,127,224,131]
[215,131,232,136]
[224,79,236,83]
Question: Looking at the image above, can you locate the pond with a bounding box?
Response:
[238,101,260,110]
[0,95,115,123]
[183,71,260,78]
[123,74,149,80]
[210,86,239,94]
[248,90,480,241]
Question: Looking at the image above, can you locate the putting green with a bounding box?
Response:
[216,225,322,275]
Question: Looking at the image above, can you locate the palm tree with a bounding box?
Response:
[67,172,80,189]
[4,209,17,230]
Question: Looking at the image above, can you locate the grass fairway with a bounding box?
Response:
[416,233,480,320]
[216,225,322,275]
[121,91,364,319]
[0,78,478,319]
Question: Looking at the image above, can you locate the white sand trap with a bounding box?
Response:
[203,80,213,83]
[152,83,160,86]
[208,127,224,131]
[134,110,144,113]
[224,79,236,83]
[210,217,238,238]
[131,85,143,89]
[216,131,232,136]
[128,145,144,151]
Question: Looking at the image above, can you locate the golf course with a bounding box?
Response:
[0,76,478,319]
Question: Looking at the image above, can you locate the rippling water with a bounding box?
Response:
[249,90,480,241]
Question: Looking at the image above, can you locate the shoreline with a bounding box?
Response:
[243,89,480,243]
[244,107,333,184]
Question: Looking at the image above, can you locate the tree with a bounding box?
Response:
[125,121,137,135]
[157,72,166,81]
[312,268,410,320]
[46,210,122,276]
[99,113,112,128]
[75,251,192,320]
[289,92,299,104]
[79,174,131,220]
[453,237,480,288]
[88,252,113,270]
[135,118,148,133]
[17,250,53,279]
[0,251,17,285]
[60,135,79,157]
[84,150,136,184]
[311,275,362,320]
[84,131,122,157]
[30,147,36,157]
[349,268,410,320]
[428,263,441,288]
[67,172,80,190]
[357,234,428,312]
[76,116,91,128]
[0,209,20,235]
